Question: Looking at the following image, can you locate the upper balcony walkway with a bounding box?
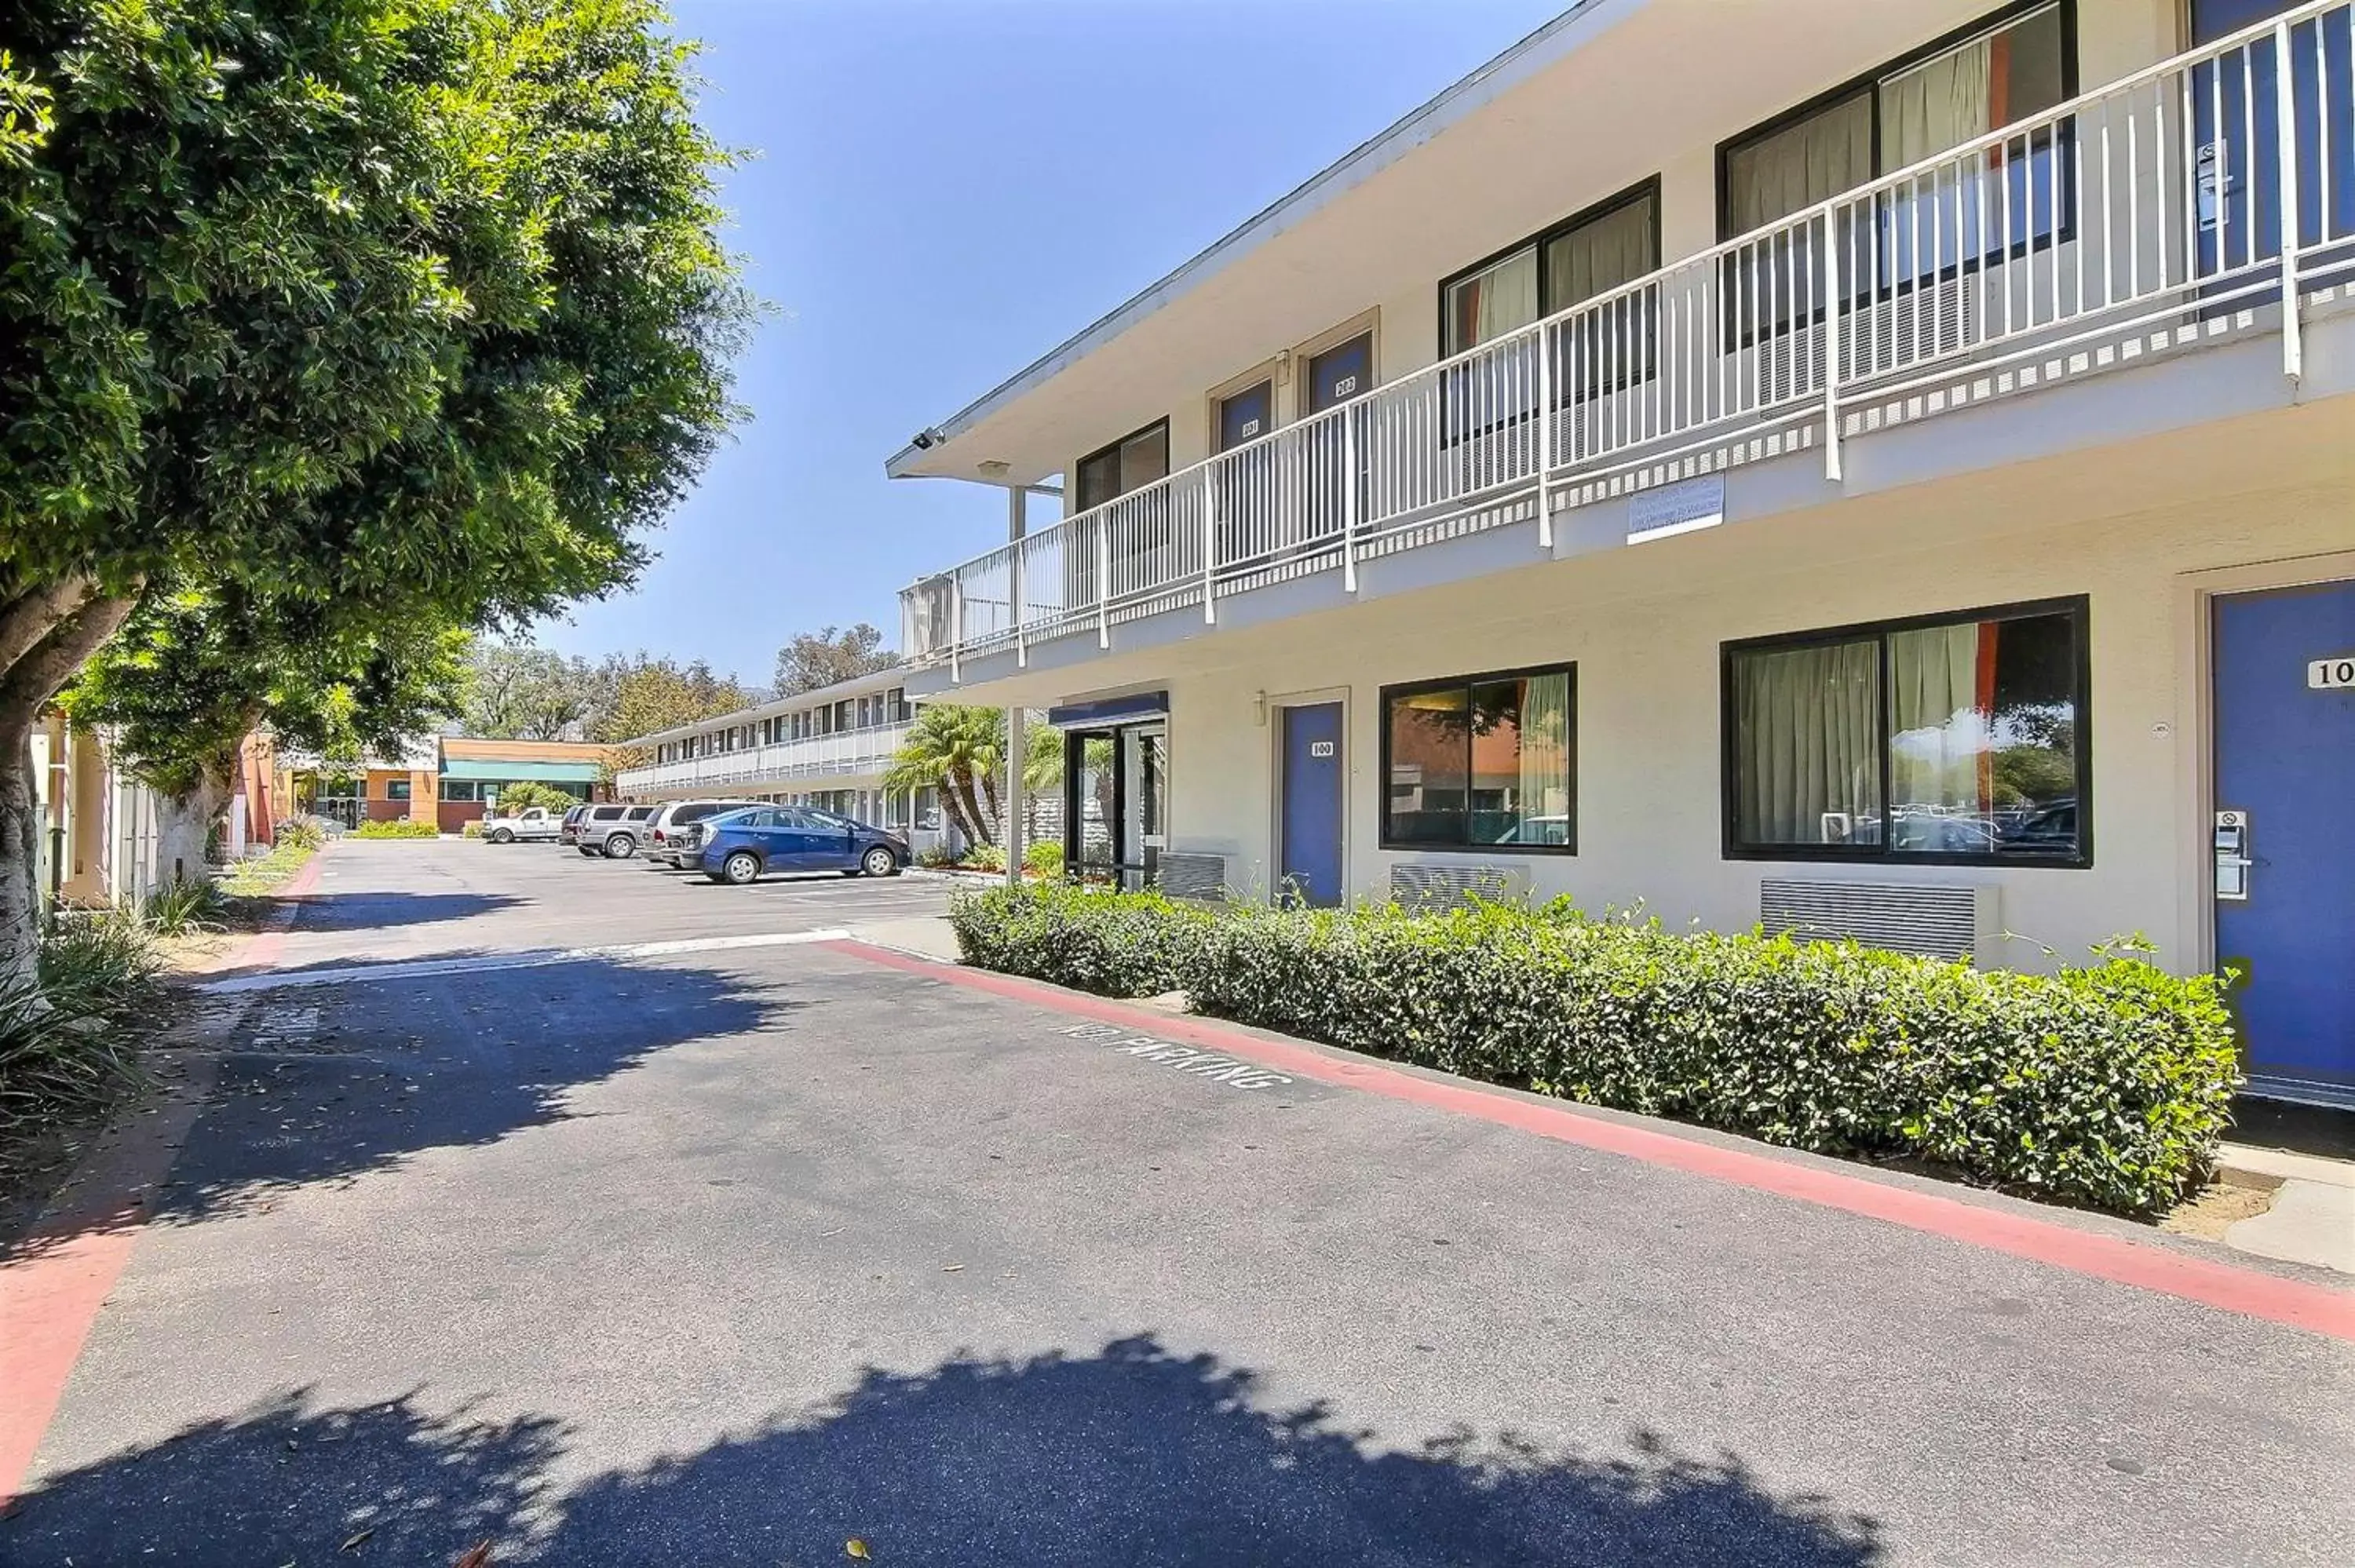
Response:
[902,1,2355,678]
[614,723,911,795]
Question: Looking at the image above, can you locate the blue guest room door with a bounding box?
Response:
[2212,578,2355,1103]
[1280,703,1345,907]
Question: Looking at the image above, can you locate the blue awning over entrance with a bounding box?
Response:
[1046,691,1168,728]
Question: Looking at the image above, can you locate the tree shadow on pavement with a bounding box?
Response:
[5,955,794,1261]
[1,1336,1883,1566]
[255,890,531,935]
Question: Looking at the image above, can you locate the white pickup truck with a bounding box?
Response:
[480,807,564,844]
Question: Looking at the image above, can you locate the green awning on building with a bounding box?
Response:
[439,760,601,784]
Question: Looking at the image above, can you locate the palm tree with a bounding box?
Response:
[884,704,1006,847]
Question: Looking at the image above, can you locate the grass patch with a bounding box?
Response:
[221,835,317,898]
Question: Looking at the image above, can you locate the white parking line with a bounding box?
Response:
[195,928,855,995]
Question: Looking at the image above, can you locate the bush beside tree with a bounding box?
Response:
[947,884,2240,1214]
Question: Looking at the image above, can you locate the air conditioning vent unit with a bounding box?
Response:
[1759,878,1999,962]
[1156,851,1229,903]
[1389,861,1528,912]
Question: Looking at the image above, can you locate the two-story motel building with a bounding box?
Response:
[613,668,934,836]
[889,0,2355,1106]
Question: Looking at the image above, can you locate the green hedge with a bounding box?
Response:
[950,882,1213,1001]
[947,884,2240,1214]
[350,819,440,840]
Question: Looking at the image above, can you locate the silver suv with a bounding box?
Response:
[645,799,758,869]
[575,804,656,859]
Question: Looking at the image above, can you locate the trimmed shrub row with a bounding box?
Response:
[349,819,440,840]
[947,884,2240,1214]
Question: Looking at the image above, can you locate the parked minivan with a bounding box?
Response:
[575,804,655,859]
[646,799,760,868]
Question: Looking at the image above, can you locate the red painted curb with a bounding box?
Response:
[221,844,327,974]
[0,1060,216,1509]
[0,852,327,1504]
[832,940,2355,1343]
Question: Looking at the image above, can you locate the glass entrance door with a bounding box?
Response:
[1062,722,1167,890]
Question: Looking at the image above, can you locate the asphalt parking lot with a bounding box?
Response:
[3,840,2350,1566]
[234,833,957,976]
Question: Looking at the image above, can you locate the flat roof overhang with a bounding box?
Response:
[883,0,2018,490]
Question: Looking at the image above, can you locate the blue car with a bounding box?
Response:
[688,805,910,886]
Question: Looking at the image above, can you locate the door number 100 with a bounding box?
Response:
[2310,656,2355,691]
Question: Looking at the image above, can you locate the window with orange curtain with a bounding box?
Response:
[1727,599,2086,862]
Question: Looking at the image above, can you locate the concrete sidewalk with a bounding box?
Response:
[2216,1143,2355,1276]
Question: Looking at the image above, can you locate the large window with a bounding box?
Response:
[1382,665,1575,852]
[383,778,411,801]
[1073,420,1170,514]
[1718,2,2074,323]
[1723,598,2089,864]
[1442,181,1660,356]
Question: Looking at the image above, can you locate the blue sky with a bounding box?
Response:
[539,0,1568,686]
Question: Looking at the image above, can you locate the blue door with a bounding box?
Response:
[1280,702,1345,908]
[2189,2,2355,286]
[2214,579,2355,1101]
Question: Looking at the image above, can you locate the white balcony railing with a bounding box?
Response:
[615,722,911,794]
[904,1,2355,673]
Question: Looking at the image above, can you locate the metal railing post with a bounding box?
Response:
[1096,515,1111,648]
[1201,470,1218,625]
[1534,324,1554,549]
[2276,17,2303,381]
[1011,542,1026,669]
[1342,413,1360,591]
[949,574,962,686]
[1822,206,1844,482]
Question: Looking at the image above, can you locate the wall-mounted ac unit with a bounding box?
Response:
[1156,851,1230,903]
[1759,878,1999,962]
[1389,861,1529,913]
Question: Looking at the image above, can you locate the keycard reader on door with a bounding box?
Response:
[2214,810,2251,901]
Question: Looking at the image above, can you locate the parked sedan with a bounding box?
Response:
[646,798,759,868]
[688,806,909,885]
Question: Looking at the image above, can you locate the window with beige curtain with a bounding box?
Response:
[1723,0,2071,289]
[1729,602,2085,860]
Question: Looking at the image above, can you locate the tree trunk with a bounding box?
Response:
[977,766,1002,844]
[950,764,993,848]
[0,582,141,996]
[935,780,977,852]
[0,738,42,997]
[156,767,232,889]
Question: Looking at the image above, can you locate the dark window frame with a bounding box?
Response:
[1437,175,1665,361]
[1718,593,2094,870]
[1715,0,2080,239]
[383,777,413,800]
[1072,418,1171,516]
[1712,0,2080,348]
[1434,177,1664,446]
[1378,661,1579,856]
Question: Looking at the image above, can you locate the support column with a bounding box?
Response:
[1004,483,1026,887]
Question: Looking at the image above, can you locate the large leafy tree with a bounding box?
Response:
[591,655,758,772]
[461,642,604,741]
[773,622,899,698]
[0,0,749,983]
[61,582,470,878]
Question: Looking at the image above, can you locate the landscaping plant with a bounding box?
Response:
[1,910,162,1147]
[350,819,441,841]
[947,884,2241,1214]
